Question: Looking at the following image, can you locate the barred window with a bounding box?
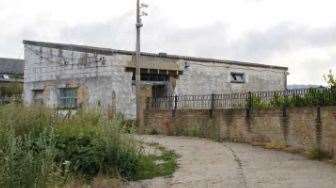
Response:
[59,88,77,109]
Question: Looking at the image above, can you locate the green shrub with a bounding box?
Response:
[189,126,201,137]
[250,88,336,109]
[250,96,271,109]
[135,145,178,180]
[307,147,332,160]
[0,127,66,187]
[55,120,141,179]
[324,70,336,89]
[0,104,162,187]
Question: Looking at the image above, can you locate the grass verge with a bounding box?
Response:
[135,142,179,180]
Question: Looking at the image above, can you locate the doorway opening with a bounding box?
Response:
[152,85,166,98]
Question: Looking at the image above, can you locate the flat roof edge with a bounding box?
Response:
[23,40,288,70]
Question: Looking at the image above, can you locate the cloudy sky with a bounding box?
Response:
[1,0,336,85]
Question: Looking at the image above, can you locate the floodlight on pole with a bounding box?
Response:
[141,3,149,8]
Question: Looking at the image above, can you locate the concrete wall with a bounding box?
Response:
[144,106,336,156]
[24,44,136,117]
[24,43,287,118]
[175,62,287,95]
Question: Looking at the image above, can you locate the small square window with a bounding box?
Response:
[231,72,245,83]
[59,88,77,109]
[32,89,44,105]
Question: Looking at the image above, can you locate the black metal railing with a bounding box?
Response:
[147,87,336,111]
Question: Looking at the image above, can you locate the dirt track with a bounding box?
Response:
[128,135,336,188]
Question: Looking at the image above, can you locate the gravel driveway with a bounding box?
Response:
[127,135,336,188]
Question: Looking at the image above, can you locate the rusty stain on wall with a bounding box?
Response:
[77,85,89,106]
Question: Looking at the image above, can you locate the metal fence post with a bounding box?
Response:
[246,91,252,117]
[282,89,289,144]
[210,93,215,118]
[172,95,178,118]
[283,90,288,117]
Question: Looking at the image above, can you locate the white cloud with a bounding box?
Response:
[1,0,336,85]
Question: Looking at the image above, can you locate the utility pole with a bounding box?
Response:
[135,0,148,128]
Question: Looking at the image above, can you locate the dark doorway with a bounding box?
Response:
[152,85,166,98]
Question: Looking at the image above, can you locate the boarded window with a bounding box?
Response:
[230,72,245,83]
[32,89,44,105]
[59,88,77,109]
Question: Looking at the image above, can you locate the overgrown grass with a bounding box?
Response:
[0,104,177,187]
[306,147,332,160]
[135,142,178,180]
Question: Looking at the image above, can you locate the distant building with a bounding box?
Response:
[23,40,288,118]
[0,57,24,84]
[0,57,24,103]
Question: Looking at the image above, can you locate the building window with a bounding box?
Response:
[59,88,77,109]
[184,62,190,69]
[32,89,44,105]
[230,72,245,83]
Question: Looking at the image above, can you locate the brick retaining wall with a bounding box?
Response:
[143,106,336,156]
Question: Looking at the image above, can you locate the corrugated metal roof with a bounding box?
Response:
[0,57,24,74]
[23,40,288,70]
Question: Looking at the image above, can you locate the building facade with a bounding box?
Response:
[23,40,288,118]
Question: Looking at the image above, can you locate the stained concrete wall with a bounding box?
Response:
[24,44,136,117]
[24,43,287,118]
[175,62,287,95]
[144,106,336,156]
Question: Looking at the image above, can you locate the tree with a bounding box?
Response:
[324,70,336,90]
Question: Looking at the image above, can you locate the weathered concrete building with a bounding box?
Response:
[23,40,288,118]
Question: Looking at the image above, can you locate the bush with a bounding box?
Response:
[55,110,141,179]
[0,127,63,188]
[306,147,332,160]
[0,104,152,187]
[250,96,271,110]
[251,88,336,109]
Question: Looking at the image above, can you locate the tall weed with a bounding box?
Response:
[0,104,148,187]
